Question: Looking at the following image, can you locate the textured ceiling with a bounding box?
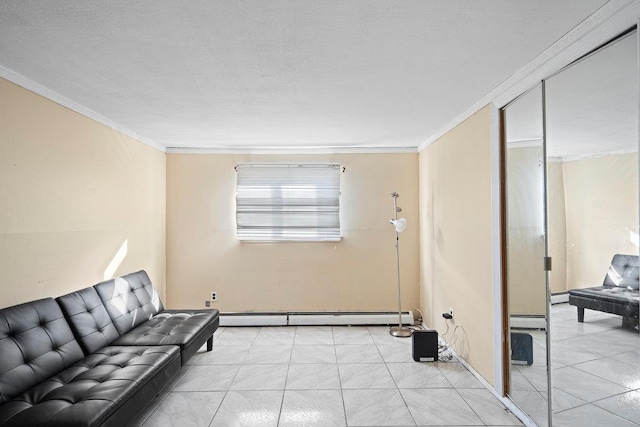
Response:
[546,32,638,159]
[0,1,609,150]
[505,31,638,159]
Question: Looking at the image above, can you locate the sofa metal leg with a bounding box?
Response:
[207,336,214,351]
[577,307,584,323]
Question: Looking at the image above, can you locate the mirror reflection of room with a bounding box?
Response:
[503,84,551,427]
[502,29,640,427]
[545,30,639,425]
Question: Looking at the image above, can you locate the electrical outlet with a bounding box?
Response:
[205,300,211,307]
[211,291,218,301]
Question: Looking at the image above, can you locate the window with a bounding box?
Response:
[236,163,341,242]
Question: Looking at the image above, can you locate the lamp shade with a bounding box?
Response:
[390,218,407,233]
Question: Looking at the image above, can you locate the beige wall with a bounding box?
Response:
[166,153,419,311]
[562,152,639,289]
[419,105,496,385]
[0,78,166,308]
[507,152,638,296]
[547,160,568,293]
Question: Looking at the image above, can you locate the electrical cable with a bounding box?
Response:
[437,318,459,362]
[413,307,424,323]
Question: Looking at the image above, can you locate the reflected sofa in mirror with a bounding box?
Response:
[545,30,640,426]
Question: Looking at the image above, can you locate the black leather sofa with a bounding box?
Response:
[569,254,639,327]
[0,271,219,426]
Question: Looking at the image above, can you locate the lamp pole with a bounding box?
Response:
[390,192,412,337]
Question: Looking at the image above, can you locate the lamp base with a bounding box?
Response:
[389,326,413,337]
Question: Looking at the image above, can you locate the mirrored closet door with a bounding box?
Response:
[544,29,639,426]
[502,28,639,427]
[503,84,552,427]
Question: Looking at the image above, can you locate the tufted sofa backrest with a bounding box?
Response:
[94,270,164,336]
[0,298,84,405]
[603,254,640,290]
[56,287,121,355]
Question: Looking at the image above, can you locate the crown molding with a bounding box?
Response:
[418,0,640,152]
[166,145,418,155]
[0,66,166,153]
[510,142,637,162]
[506,138,543,149]
[560,146,638,162]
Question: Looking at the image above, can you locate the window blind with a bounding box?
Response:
[236,163,341,242]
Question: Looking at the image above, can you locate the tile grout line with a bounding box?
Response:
[451,387,488,426]
[208,327,256,426]
[548,304,639,423]
[331,326,350,427]
[384,351,418,426]
[588,391,640,425]
[206,326,530,426]
[276,326,297,426]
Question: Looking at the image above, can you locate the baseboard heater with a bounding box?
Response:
[219,311,414,327]
[551,292,569,304]
[510,314,547,330]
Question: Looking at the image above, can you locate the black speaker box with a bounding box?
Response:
[510,332,533,365]
[412,330,438,362]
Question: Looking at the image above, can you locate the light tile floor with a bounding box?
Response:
[511,303,640,427]
[132,325,523,427]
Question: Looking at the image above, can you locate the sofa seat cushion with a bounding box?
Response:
[112,310,219,364]
[569,286,639,307]
[0,345,180,427]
